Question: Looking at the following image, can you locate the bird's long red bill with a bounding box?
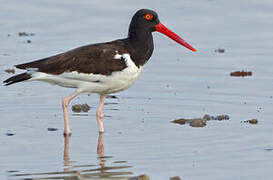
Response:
[155,22,196,52]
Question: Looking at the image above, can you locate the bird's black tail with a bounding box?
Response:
[3,73,31,86]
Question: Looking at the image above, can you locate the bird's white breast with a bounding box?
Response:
[29,53,143,94]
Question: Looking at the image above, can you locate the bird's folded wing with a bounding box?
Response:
[16,41,128,76]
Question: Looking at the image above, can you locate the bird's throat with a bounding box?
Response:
[127,32,154,67]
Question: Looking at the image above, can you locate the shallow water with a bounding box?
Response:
[1,0,273,179]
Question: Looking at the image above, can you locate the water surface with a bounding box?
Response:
[1,0,273,179]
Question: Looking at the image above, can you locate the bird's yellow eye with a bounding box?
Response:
[145,14,153,20]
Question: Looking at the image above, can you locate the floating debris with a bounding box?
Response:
[26,40,31,43]
[172,118,206,127]
[18,32,35,36]
[106,95,118,99]
[170,176,182,180]
[72,103,90,113]
[203,114,230,121]
[113,160,127,164]
[242,119,258,124]
[5,130,15,136]
[173,118,186,125]
[216,114,230,120]
[72,105,81,112]
[4,68,15,74]
[203,114,211,120]
[81,104,90,112]
[189,118,207,127]
[104,102,118,105]
[6,133,15,136]
[47,128,58,131]
[215,48,225,53]
[128,174,150,180]
[172,114,230,128]
[6,170,19,173]
[230,71,252,77]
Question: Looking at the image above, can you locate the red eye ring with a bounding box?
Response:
[145,14,153,20]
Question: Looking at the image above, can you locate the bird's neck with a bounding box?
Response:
[127,30,154,67]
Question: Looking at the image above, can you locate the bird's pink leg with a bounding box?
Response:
[96,95,106,132]
[62,91,81,136]
[97,132,104,157]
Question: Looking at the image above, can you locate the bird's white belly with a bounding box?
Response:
[29,53,143,94]
[67,65,143,94]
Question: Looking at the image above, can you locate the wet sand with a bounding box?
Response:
[1,0,273,179]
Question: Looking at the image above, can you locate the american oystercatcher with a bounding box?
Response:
[4,9,196,135]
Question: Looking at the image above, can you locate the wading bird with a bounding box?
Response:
[4,9,196,135]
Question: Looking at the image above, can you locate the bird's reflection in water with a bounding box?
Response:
[10,133,133,180]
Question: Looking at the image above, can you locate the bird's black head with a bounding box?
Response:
[128,9,196,52]
[129,9,160,35]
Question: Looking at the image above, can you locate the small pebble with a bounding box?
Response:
[81,104,90,112]
[72,104,81,112]
[7,170,19,173]
[106,95,118,99]
[170,176,182,180]
[172,118,186,125]
[189,118,207,127]
[230,71,252,77]
[242,119,258,124]
[18,32,35,36]
[215,48,225,53]
[248,119,258,124]
[113,160,127,163]
[72,103,90,113]
[5,68,15,74]
[136,175,150,180]
[6,133,15,136]
[5,130,15,136]
[19,32,27,36]
[215,114,230,120]
[203,114,211,120]
[47,128,58,131]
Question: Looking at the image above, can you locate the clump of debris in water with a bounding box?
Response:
[72,104,90,113]
[4,68,15,74]
[230,71,252,77]
[172,114,230,127]
[242,118,258,124]
[214,48,225,53]
[18,32,35,36]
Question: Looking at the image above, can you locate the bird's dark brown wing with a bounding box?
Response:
[16,40,128,75]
